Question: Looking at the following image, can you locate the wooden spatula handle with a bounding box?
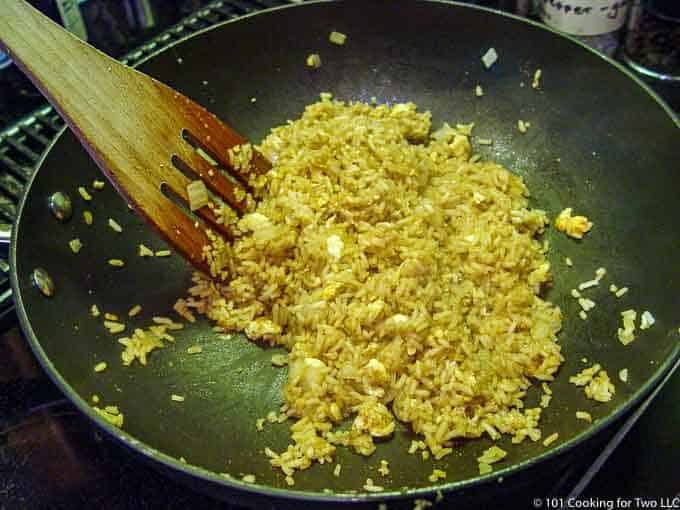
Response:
[0,0,123,140]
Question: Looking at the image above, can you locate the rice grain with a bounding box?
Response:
[138,244,154,257]
[78,186,92,201]
[542,432,558,447]
[128,305,142,317]
[69,238,82,253]
[108,218,123,233]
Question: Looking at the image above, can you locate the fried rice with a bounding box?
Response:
[180,96,564,477]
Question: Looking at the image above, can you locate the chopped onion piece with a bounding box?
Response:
[481,47,498,69]
[187,180,209,211]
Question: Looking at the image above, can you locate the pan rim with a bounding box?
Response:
[9,0,680,504]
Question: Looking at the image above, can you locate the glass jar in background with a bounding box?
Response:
[622,0,680,81]
[538,0,631,56]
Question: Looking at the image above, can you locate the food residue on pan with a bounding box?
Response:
[575,411,592,423]
[617,309,637,345]
[94,404,124,428]
[104,320,125,334]
[328,31,347,45]
[477,445,507,475]
[542,432,558,447]
[615,287,629,298]
[577,297,595,313]
[128,304,142,317]
[540,393,552,408]
[585,371,615,402]
[138,244,154,257]
[569,364,615,403]
[362,478,384,492]
[69,238,83,253]
[108,218,123,233]
[306,53,322,68]
[428,468,446,483]
[554,207,593,239]
[481,47,498,69]
[577,267,606,291]
[78,186,92,201]
[118,324,177,366]
[639,310,655,330]
[569,363,601,386]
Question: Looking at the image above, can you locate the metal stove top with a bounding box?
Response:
[0,1,678,509]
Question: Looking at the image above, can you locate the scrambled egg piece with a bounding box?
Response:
[352,401,395,438]
[321,281,343,301]
[365,358,389,385]
[244,318,281,341]
[326,235,344,260]
[288,357,329,393]
[239,212,271,232]
[555,208,593,239]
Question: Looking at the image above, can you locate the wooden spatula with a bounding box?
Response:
[0,0,269,275]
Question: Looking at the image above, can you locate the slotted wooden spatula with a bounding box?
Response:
[0,0,269,274]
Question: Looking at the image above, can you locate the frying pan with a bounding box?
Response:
[6,0,679,507]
